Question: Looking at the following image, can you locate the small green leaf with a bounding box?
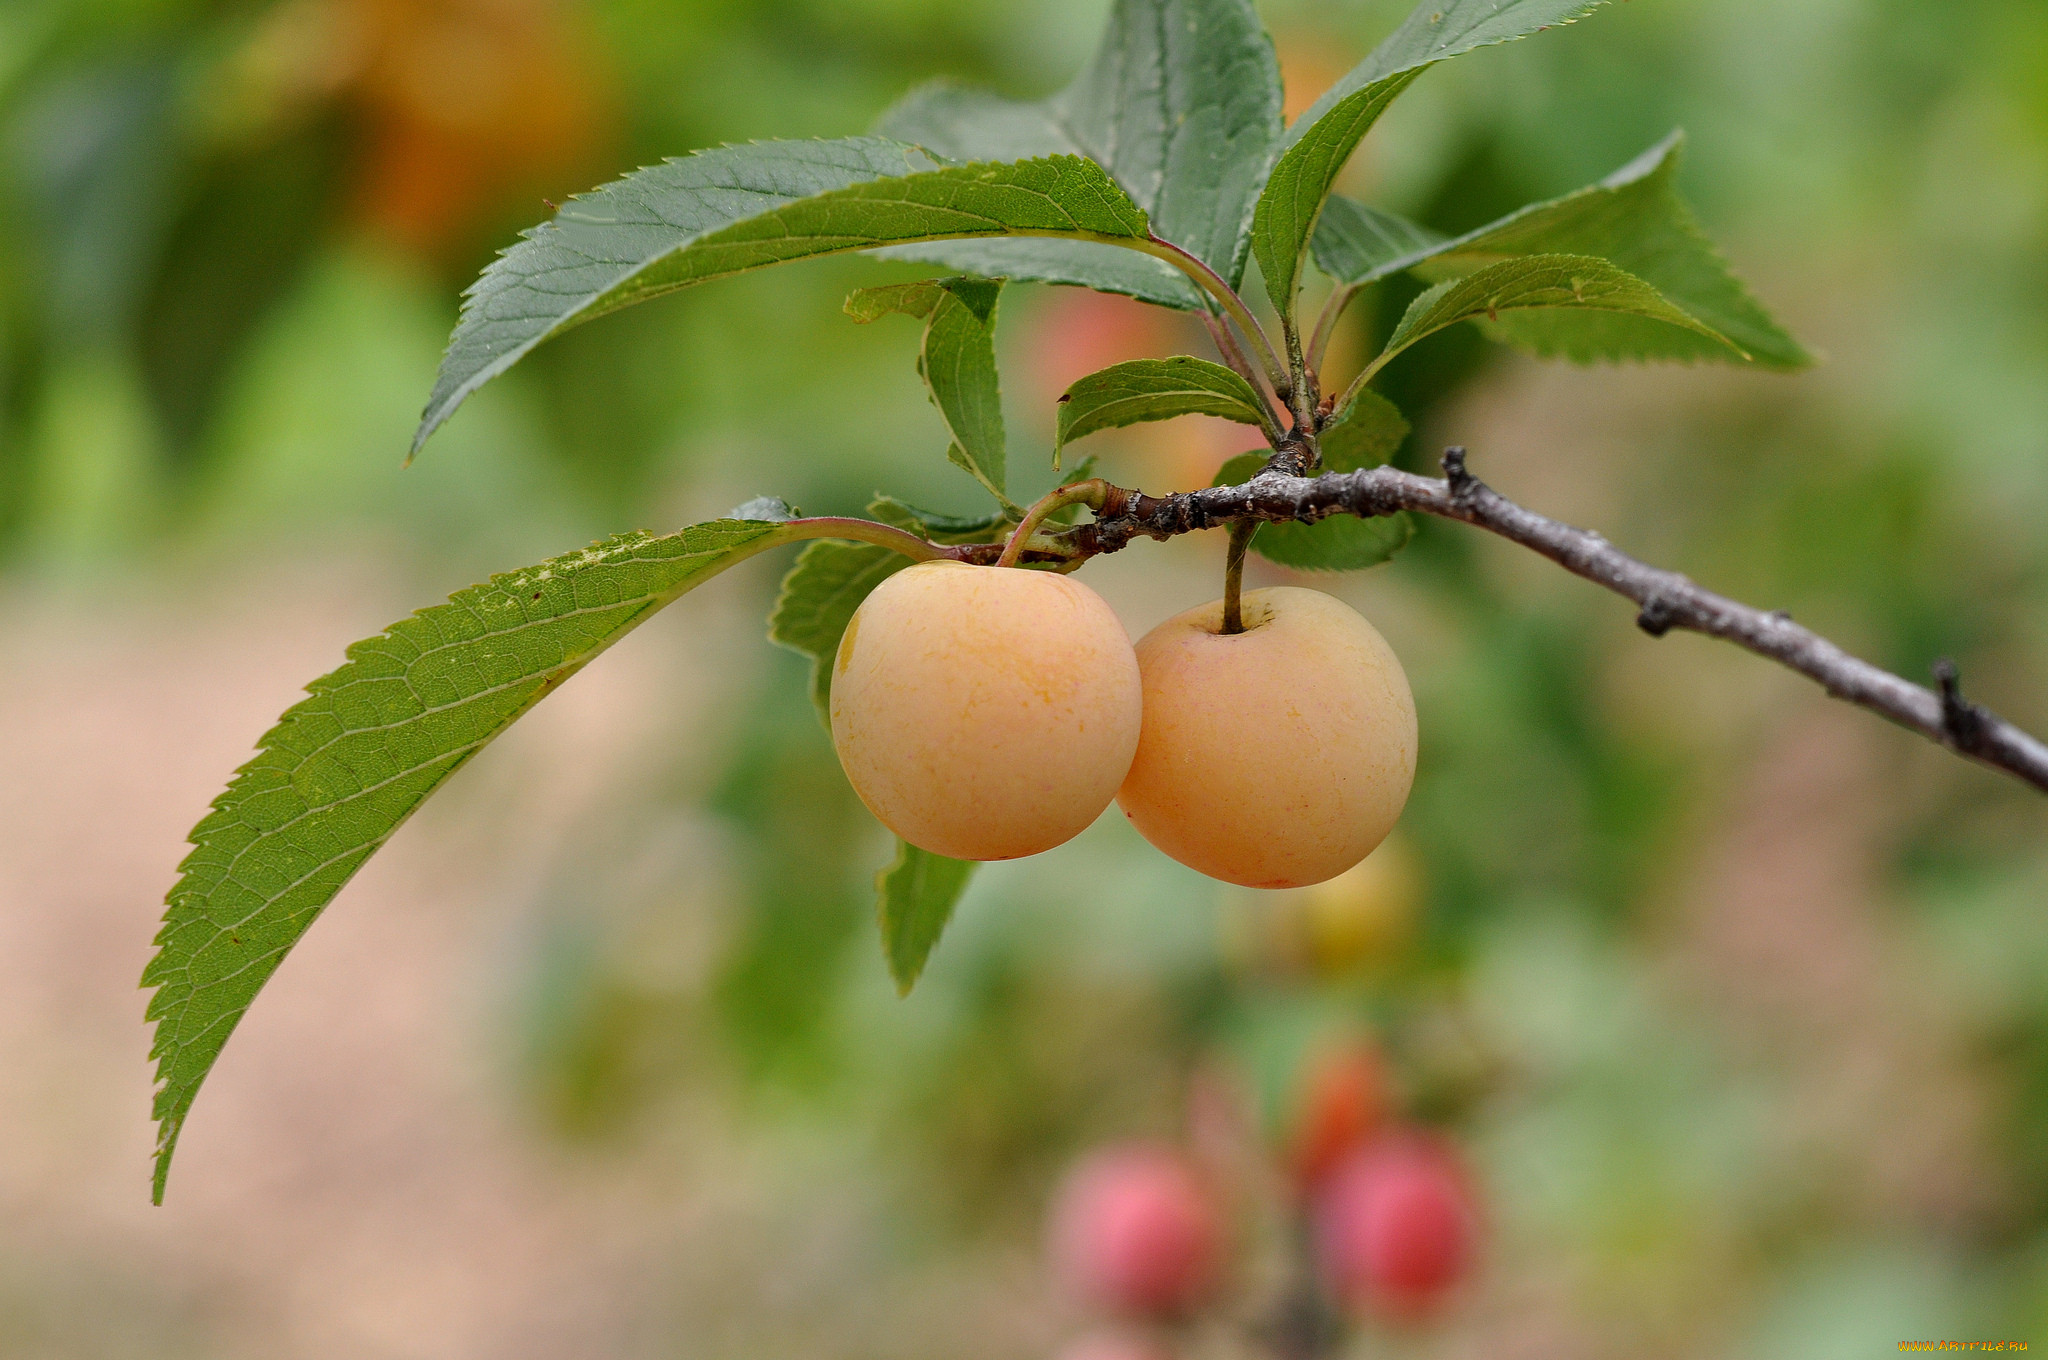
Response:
[416,143,1153,455]
[1055,356,1277,466]
[1313,133,1810,369]
[844,275,1002,325]
[1253,0,1612,312]
[770,539,912,722]
[844,279,950,323]
[1212,452,1414,571]
[1374,254,1740,376]
[866,496,1009,544]
[875,839,977,994]
[925,288,1012,508]
[875,0,1282,301]
[1253,510,1415,572]
[849,276,1014,509]
[1318,389,1410,472]
[1311,195,1447,285]
[144,519,803,1202]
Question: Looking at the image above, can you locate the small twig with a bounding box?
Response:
[1042,450,2048,796]
[1279,317,1318,442]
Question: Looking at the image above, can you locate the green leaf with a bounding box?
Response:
[415,142,1153,455]
[1318,388,1410,472]
[1213,451,1414,571]
[1310,195,1447,285]
[850,276,1015,509]
[1253,0,1611,312]
[1055,356,1277,467]
[927,289,1012,507]
[875,839,977,994]
[844,275,1001,325]
[1373,254,1741,376]
[770,539,912,722]
[866,496,1009,544]
[874,0,1282,304]
[144,519,804,1202]
[1313,133,1810,369]
[1416,133,1809,368]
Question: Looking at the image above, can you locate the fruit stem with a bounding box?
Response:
[1221,520,1253,634]
[996,479,1111,569]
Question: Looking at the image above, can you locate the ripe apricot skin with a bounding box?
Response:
[830,561,1142,861]
[1116,587,1416,889]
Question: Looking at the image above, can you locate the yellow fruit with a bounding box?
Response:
[830,561,1143,860]
[1117,587,1416,888]
[1301,836,1422,974]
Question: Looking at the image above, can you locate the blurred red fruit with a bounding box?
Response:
[1315,1134,1476,1317]
[1290,1042,1387,1194]
[1050,1143,1224,1318]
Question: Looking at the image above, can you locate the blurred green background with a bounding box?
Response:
[1,0,2045,1356]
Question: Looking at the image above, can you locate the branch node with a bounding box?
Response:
[1934,658,1989,750]
[1636,595,1677,639]
[1442,446,1478,507]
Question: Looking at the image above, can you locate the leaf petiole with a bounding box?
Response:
[1131,235,1291,399]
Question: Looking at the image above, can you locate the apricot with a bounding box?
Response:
[830,561,1142,861]
[1116,587,1417,889]
[1049,1143,1224,1318]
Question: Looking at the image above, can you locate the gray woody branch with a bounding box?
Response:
[1035,448,2048,796]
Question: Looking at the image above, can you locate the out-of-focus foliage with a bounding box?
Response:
[6,0,2048,1354]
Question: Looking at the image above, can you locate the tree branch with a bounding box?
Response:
[1039,448,2048,796]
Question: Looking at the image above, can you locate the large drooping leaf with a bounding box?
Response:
[1313,133,1810,369]
[1214,388,1414,571]
[847,277,1014,509]
[1370,254,1740,378]
[1055,356,1277,466]
[873,0,1282,305]
[1252,0,1612,312]
[142,517,857,1202]
[414,142,1153,454]
[875,839,977,994]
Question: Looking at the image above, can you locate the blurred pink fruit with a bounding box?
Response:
[1049,1143,1224,1318]
[1053,1330,1173,1360]
[1315,1133,1476,1317]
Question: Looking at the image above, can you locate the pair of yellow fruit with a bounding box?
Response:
[830,562,1418,890]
